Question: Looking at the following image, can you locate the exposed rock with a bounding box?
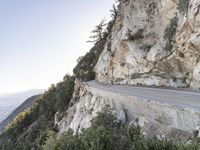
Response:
[138,116,148,127]
[191,62,200,89]
[95,0,200,90]
[146,40,171,62]
[117,109,127,123]
[69,79,87,106]
[194,126,200,137]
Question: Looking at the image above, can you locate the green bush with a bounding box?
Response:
[0,75,75,150]
[163,17,177,41]
[163,17,177,51]
[127,29,144,41]
[164,41,173,51]
[55,130,86,150]
[42,130,57,150]
[42,112,200,150]
[177,0,189,13]
[73,38,106,81]
[55,75,75,112]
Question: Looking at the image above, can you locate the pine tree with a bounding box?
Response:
[87,19,107,43]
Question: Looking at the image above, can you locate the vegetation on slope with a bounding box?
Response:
[0,95,40,133]
[73,38,107,81]
[73,3,118,81]
[177,0,189,13]
[163,16,178,51]
[0,24,109,149]
[0,75,75,150]
[42,112,200,150]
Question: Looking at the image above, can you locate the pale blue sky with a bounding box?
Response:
[0,0,115,94]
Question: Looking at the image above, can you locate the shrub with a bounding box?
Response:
[177,0,189,13]
[87,20,107,43]
[164,41,173,51]
[42,130,57,150]
[131,73,142,79]
[120,62,126,67]
[42,112,200,150]
[163,17,178,41]
[143,44,152,52]
[179,52,185,58]
[0,75,75,150]
[163,17,178,51]
[54,130,86,150]
[127,29,144,41]
[73,38,106,81]
[55,75,75,112]
[107,40,112,51]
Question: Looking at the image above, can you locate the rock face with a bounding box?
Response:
[95,0,200,90]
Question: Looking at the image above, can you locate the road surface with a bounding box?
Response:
[87,81,200,111]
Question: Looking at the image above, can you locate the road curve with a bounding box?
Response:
[87,80,200,111]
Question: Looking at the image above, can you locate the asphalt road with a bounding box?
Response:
[87,81,200,111]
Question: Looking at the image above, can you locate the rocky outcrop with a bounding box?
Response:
[95,0,200,90]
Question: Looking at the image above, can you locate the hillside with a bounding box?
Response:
[0,90,44,123]
[0,0,200,150]
[0,95,40,133]
[0,106,16,123]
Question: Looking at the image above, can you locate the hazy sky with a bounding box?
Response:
[0,0,115,94]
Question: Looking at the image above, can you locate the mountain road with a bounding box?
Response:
[87,81,200,111]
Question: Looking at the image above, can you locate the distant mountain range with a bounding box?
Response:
[0,106,16,123]
[0,89,44,123]
[0,95,40,133]
[0,89,44,106]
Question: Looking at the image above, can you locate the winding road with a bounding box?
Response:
[87,81,200,111]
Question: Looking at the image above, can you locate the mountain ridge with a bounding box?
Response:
[0,95,40,133]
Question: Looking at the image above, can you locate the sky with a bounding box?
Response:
[0,0,115,94]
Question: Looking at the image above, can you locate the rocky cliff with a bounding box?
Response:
[1,0,200,149]
[95,0,200,90]
[56,0,200,140]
